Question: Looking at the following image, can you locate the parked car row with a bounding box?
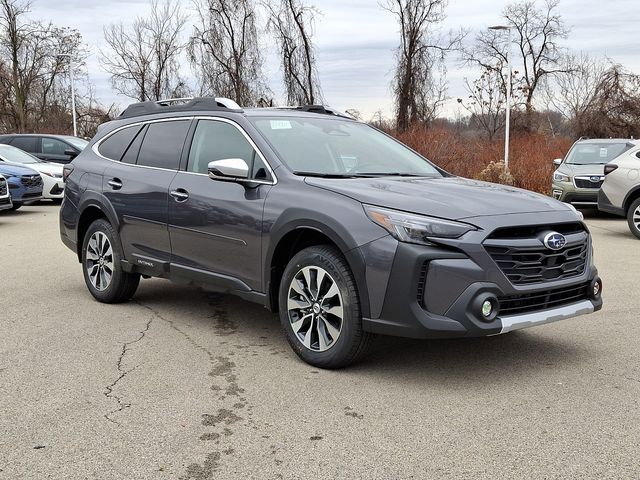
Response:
[552,137,640,239]
[0,134,87,212]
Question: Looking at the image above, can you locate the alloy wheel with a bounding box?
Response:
[634,205,640,233]
[287,266,344,352]
[85,231,114,291]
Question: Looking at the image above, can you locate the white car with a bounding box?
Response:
[0,174,12,211]
[0,144,64,200]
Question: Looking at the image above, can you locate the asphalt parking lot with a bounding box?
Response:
[1,204,639,479]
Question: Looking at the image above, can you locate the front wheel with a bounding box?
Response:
[627,198,640,240]
[10,202,22,211]
[279,245,373,369]
[81,219,140,303]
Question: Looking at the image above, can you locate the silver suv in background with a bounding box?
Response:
[598,143,640,239]
[552,138,637,207]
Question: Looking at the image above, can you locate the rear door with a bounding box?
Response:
[168,118,274,291]
[102,119,192,274]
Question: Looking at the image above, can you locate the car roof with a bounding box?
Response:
[575,138,638,145]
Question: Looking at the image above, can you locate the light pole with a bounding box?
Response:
[56,53,77,137]
[489,25,512,172]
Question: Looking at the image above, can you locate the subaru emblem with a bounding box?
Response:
[543,232,567,251]
[590,176,601,183]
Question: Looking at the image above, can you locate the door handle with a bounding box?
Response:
[170,188,189,202]
[107,178,122,190]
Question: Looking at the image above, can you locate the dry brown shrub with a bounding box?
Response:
[394,125,572,195]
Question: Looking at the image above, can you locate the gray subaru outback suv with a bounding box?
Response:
[59,98,603,368]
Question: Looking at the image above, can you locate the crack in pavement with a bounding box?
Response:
[134,300,216,364]
[103,318,153,425]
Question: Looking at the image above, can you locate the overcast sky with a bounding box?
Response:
[28,0,640,119]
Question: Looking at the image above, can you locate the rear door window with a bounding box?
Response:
[9,136,39,153]
[137,120,190,170]
[98,125,143,161]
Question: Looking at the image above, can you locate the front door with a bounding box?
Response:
[168,118,274,291]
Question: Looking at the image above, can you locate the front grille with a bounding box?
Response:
[484,223,589,285]
[574,177,604,189]
[498,282,591,316]
[21,175,42,188]
[0,179,6,196]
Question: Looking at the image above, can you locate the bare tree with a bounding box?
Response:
[101,0,187,102]
[382,0,463,131]
[545,52,605,130]
[0,0,84,132]
[577,64,640,138]
[265,0,322,105]
[458,67,507,140]
[189,0,268,106]
[463,0,569,129]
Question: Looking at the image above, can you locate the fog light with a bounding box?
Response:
[482,300,493,318]
[593,280,601,297]
[552,190,563,200]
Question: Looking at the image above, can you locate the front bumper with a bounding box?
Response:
[359,212,602,339]
[0,195,12,211]
[552,181,598,206]
[42,176,64,199]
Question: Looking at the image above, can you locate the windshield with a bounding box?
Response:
[565,142,632,165]
[64,137,89,150]
[250,116,442,177]
[0,145,40,164]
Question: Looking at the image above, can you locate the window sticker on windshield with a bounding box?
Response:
[270,120,292,130]
[600,148,608,158]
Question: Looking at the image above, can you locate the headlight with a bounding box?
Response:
[364,205,477,245]
[553,171,570,182]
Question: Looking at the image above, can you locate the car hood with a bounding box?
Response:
[304,176,570,220]
[558,163,606,176]
[0,162,39,176]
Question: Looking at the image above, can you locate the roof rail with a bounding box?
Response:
[119,97,243,119]
[271,104,353,119]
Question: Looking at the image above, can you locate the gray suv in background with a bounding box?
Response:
[598,142,640,239]
[59,98,603,368]
[552,138,636,206]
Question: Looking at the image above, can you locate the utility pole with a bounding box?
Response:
[489,25,512,172]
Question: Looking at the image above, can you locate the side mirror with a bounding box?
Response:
[208,158,249,182]
[64,149,78,158]
[553,158,562,166]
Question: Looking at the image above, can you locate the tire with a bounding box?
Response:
[10,202,22,211]
[627,198,640,240]
[279,245,373,369]
[81,219,140,303]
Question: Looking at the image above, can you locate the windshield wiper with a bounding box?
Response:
[293,171,366,178]
[353,172,430,177]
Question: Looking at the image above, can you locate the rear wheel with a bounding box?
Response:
[82,219,140,303]
[627,198,640,240]
[279,245,373,369]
